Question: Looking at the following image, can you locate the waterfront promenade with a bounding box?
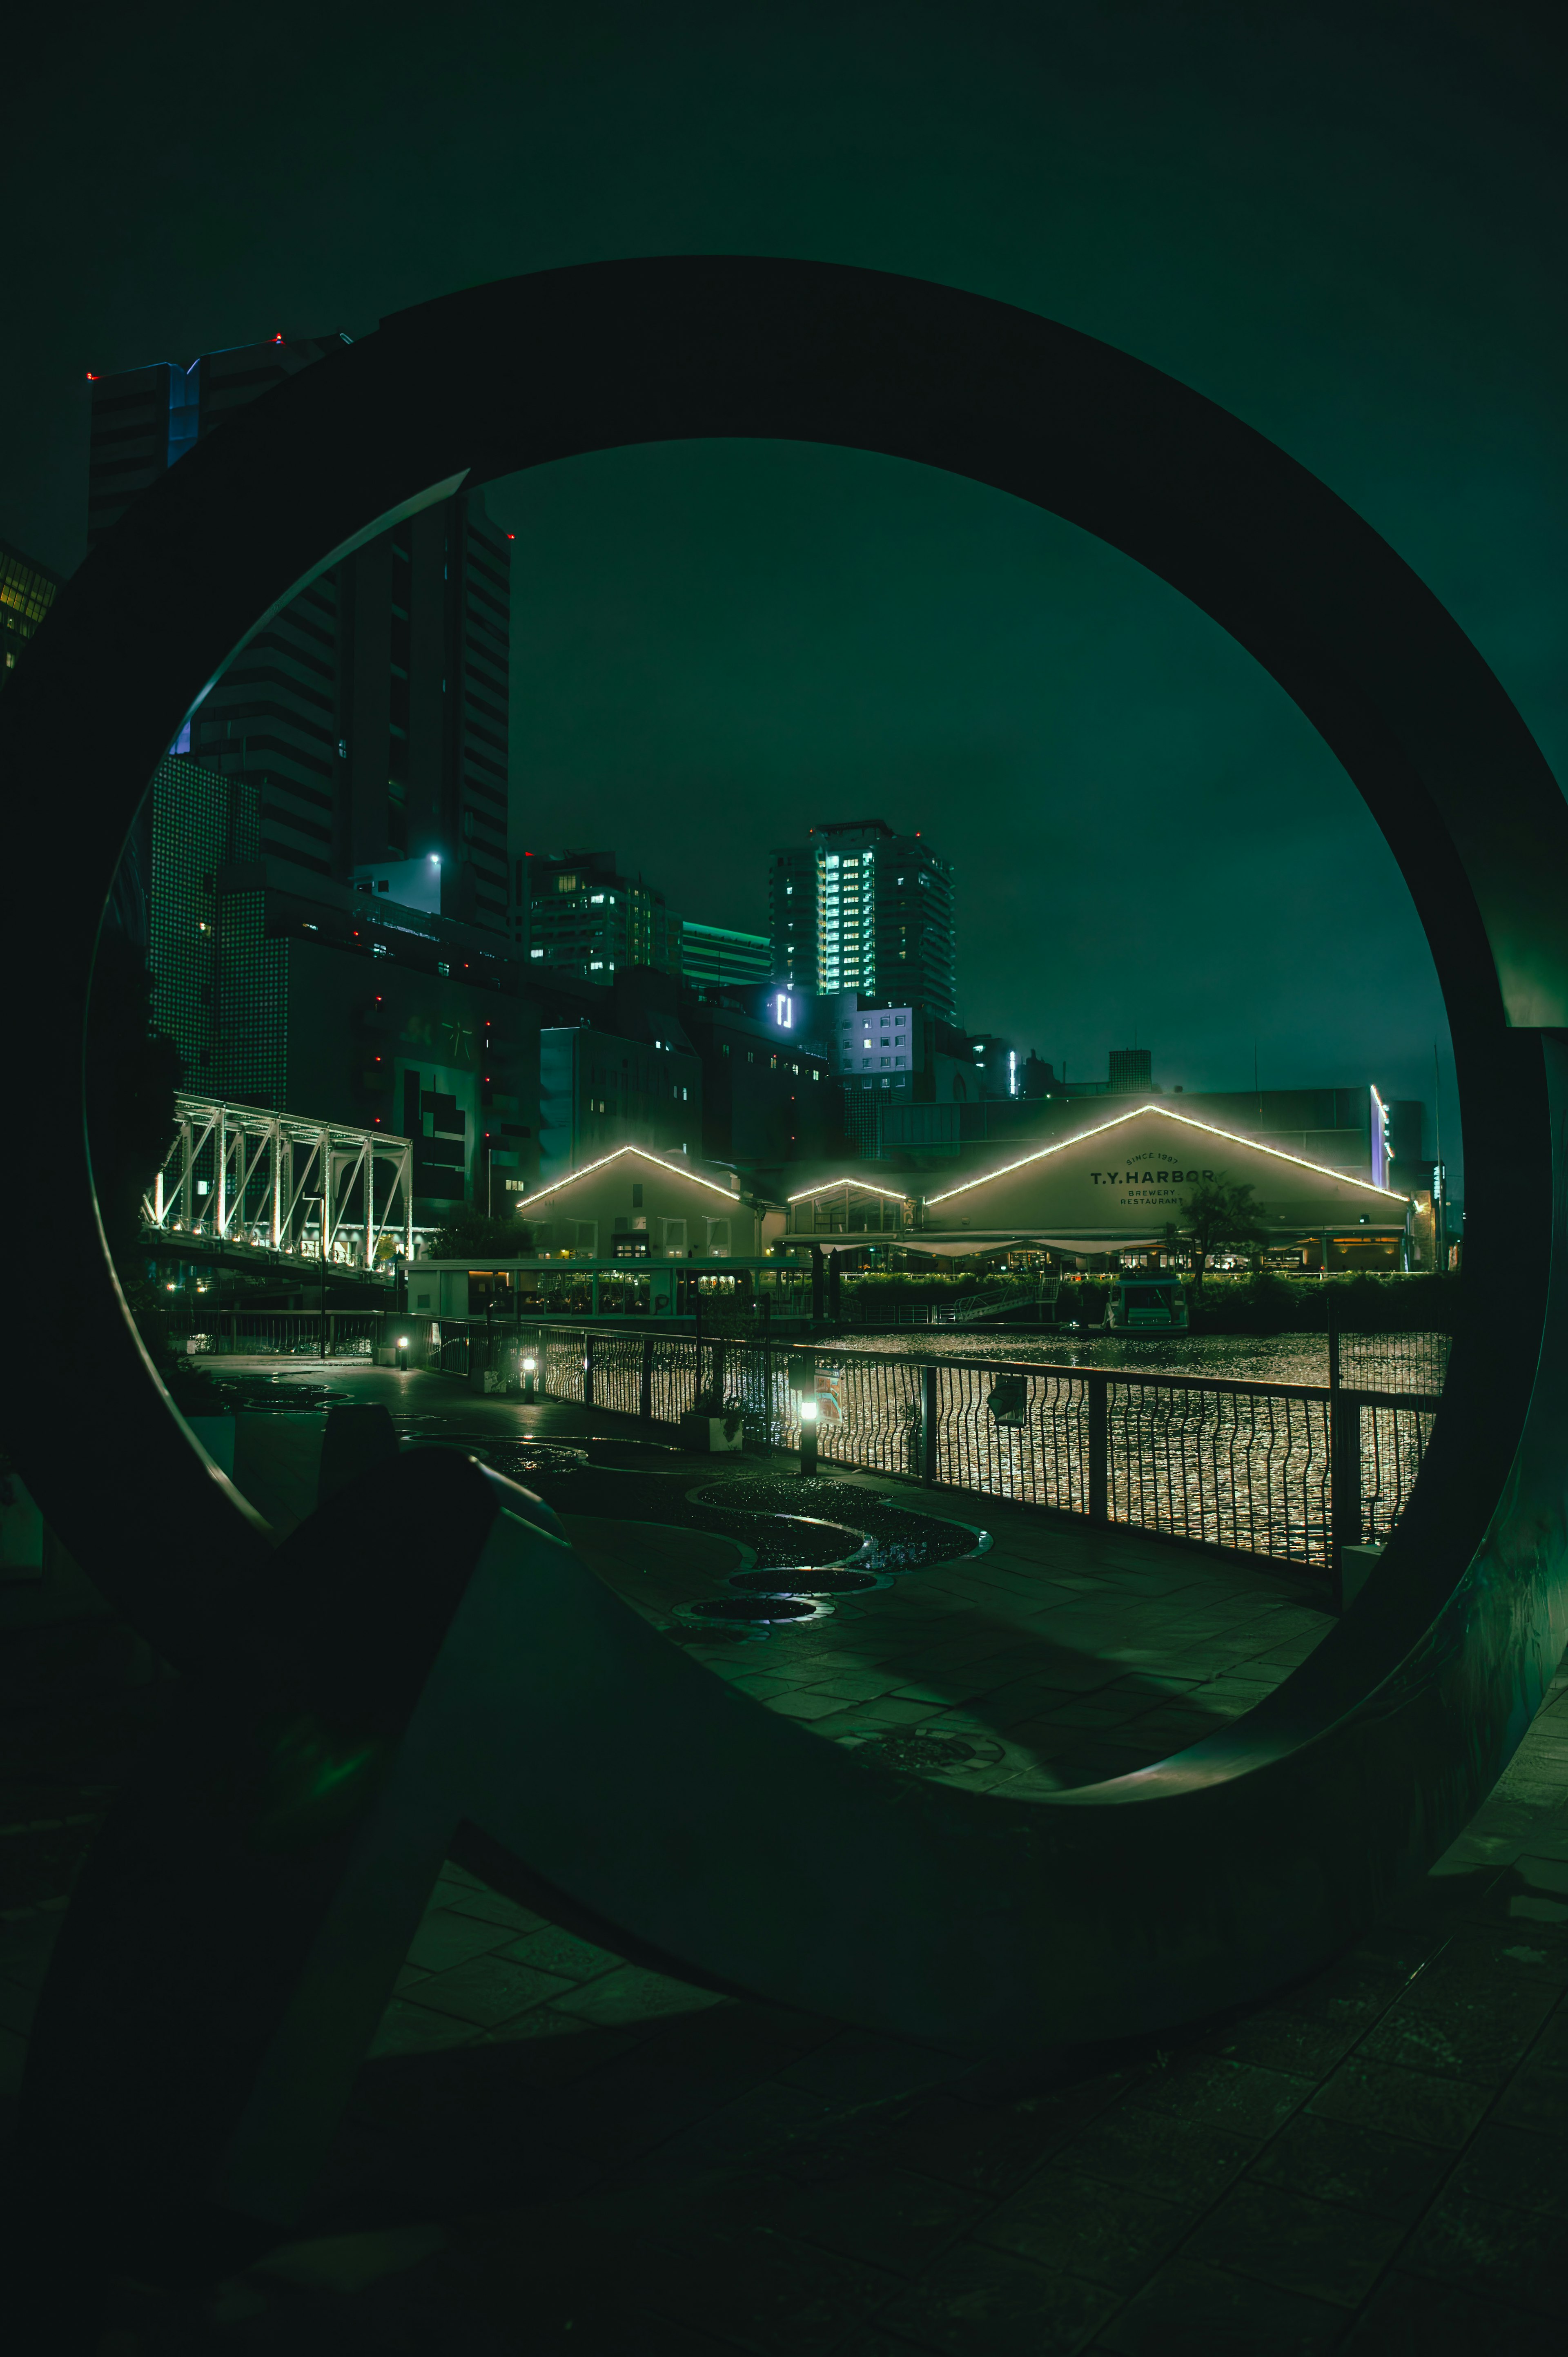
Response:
[1,1364,1564,2350]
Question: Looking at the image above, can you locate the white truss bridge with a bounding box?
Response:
[143,1092,414,1268]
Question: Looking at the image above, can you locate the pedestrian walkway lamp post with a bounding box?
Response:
[301,1194,325,1358]
[788,1351,818,1476]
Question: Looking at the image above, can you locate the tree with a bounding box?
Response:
[427,1207,533,1261]
[1178,1178,1272,1286]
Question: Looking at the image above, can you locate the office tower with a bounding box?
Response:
[515,849,681,983]
[141,751,539,1214]
[86,333,511,932]
[679,921,771,993]
[969,1032,1019,1100]
[768,818,956,1022]
[0,537,62,697]
[1107,1047,1153,1095]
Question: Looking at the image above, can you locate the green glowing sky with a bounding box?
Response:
[7,3,1565,1179]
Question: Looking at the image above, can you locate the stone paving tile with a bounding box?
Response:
[1445,2117,1568,2215]
[1179,2176,1404,2307]
[1307,2054,1493,2148]
[403,1905,527,1975]
[1055,2101,1260,2208]
[806,1671,903,1701]
[365,1996,486,2060]
[1091,2256,1346,2355]
[411,1952,575,2027]
[635,2218,904,2352]
[860,1698,951,1728]
[766,2163,989,2276]
[1399,2186,1566,2316]
[1358,1980,1556,2083]
[875,2241,1117,2355]
[551,1963,731,2028]
[762,1690,853,1721]
[1202,1980,1391,2078]
[434,1883,551,1936]
[504,1924,623,1982]
[1338,2265,1564,2354]
[794,2081,1137,2202]
[975,2164,1192,2291]
[1129,2052,1314,2140]
[1248,2107,1451,2223]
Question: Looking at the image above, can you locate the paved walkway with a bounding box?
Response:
[2,1367,1565,2350]
[359,1363,1336,1791]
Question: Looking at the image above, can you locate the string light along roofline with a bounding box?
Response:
[924,1102,1409,1209]
[515,1143,745,1209]
[785,1174,910,1204]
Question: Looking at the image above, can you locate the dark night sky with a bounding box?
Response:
[8,2,1567,1186]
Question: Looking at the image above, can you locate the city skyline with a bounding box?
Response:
[5,7,1561,1180]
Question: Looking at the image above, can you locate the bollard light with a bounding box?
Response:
[522,1356,537,1374]
[799,1398,819,1421]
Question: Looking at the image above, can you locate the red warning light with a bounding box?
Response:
[272,333,284,344]
[86,371,100,381]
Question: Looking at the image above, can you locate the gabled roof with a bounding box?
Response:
[786,1172,913,1204]
[924,1102,1406,1209]
[523,1144,782,1209]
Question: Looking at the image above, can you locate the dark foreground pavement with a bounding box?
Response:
[2,1366,1564,2351]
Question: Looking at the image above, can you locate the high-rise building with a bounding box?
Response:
[768,818,956,1022]
[515,849,681,984]
[0,537,62,697]
[679,921,771,993]
[87,333,512,932]
[141,752,539,1218]
[1107,1047,1153,1095]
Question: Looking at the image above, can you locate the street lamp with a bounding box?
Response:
[788,1351,818,1477]
[301,1195,326,1358]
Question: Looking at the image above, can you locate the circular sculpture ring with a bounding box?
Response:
[2,259,1567,2049]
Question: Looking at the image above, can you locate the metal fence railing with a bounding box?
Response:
[442,1322,1444,1581]
[168,1312,381,1358]
[1338,1330,1450,1396]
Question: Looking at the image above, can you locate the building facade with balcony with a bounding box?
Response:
[768,818,956,1021]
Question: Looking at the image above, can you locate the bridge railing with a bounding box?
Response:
[448,1322,1443,1579]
